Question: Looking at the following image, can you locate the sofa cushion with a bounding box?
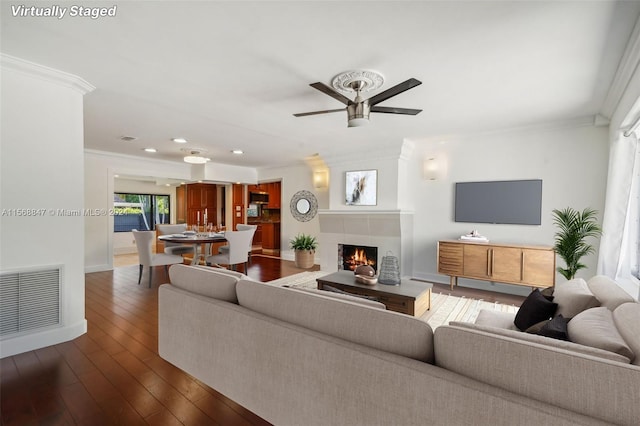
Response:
[290,287,386,310]
[169,264,239,303]
[236,279,434,363]
[191,264,251,280]
[613,302,640,366]
[450,321,632,363]
[514,289,557,331]
[587,275,635,311]
[475,310,518,330]
[553,278,600,318]
[567,307,634,361]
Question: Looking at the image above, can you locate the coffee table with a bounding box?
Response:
[316,271,432,317]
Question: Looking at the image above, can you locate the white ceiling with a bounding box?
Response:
[2,1,639,169]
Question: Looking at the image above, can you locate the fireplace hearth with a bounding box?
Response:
[339,244,378,272]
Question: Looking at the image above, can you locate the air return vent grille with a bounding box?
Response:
[1,267,61,338]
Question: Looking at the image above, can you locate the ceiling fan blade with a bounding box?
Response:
[293,108,345,117]
[309,82,352,105]
[370,106,422,115]
[367,78,422,106]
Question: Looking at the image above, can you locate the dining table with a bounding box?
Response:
[158,233,227,265]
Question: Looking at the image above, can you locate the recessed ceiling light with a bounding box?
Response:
[120,135,138,142]
[144,148,157,153]
[172,137,188,143]
[114,174,119,178]
[165,183,171,187]
[232,149,244,155]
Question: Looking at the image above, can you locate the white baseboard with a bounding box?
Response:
[85,264,112,273]
[0,319,87,358]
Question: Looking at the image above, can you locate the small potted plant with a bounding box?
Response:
[290,233,318,269]
[552,207,602,280]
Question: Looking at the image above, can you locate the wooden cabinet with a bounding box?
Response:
[176,185,187,224]
[232,184,244,230]
[267,182,281,209]
[248,182,281,209]
[253,224,262,245]
[178,183,217,226]
[438,240,555,290]
[262,222,281,250]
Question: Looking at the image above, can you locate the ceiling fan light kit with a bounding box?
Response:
[182,148,210,164]
[294,70,422,127]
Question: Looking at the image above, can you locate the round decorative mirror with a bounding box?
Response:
[296,198,310,214]
[290,190,318,222]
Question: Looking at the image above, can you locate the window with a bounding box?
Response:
[113,193,170,232]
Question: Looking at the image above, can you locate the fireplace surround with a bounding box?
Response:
[318,210,414,277]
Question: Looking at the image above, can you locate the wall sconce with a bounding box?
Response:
[423,158,439,180]
[313,170,329,189]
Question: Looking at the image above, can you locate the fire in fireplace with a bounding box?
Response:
[338,244,378,272]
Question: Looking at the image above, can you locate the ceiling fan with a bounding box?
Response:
[294,70,422,127]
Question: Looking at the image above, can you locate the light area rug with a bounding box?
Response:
[268,272,519,329]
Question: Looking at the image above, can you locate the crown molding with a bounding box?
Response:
[601,16,640,119]
[1,53,95,94]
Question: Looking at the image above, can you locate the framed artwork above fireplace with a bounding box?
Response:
[345,169,377,206]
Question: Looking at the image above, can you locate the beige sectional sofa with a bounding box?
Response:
[158,265,640,426]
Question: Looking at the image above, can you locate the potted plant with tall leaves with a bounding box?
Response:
[552,207,602,280]
[290,233,317,269]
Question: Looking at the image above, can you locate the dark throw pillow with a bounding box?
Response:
[514,289,558,331]
[525,319,550,334]
[537,314,569,340]
[540,286,554,301]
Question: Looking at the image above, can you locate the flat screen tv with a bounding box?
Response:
[455,179,542,225]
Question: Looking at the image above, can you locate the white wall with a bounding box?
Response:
[0,55,93,357]
[258,163,322,261]
[325,144,406,211]
[409,123,609,295]
[84,150,192,272]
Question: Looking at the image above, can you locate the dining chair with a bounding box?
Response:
[217,224,257,261]
[132,230,184,288]
[156,223,195,256]
[205,230,255,272]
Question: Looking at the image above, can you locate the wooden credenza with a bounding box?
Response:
[437,240,555,290]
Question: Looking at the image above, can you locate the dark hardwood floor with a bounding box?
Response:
[1,255,521,425]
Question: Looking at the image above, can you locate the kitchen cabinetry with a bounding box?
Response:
[176,183,217,226]
[248,182,281,209]
[232,184,244,230]
[262,222,281,250]
[267,182,281,208]
[437,240,555,290]
[176,185,187,224]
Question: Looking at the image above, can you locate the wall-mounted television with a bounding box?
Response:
[455,179,542,225]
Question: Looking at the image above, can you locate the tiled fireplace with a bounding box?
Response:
[318,210,414,277]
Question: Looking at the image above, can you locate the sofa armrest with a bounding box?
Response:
[434,324,640,426]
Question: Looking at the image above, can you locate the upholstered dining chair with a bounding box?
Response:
[132,230,184,288]
[156,223,195,256]
[217,224,257,261]
[205,229,255,272]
